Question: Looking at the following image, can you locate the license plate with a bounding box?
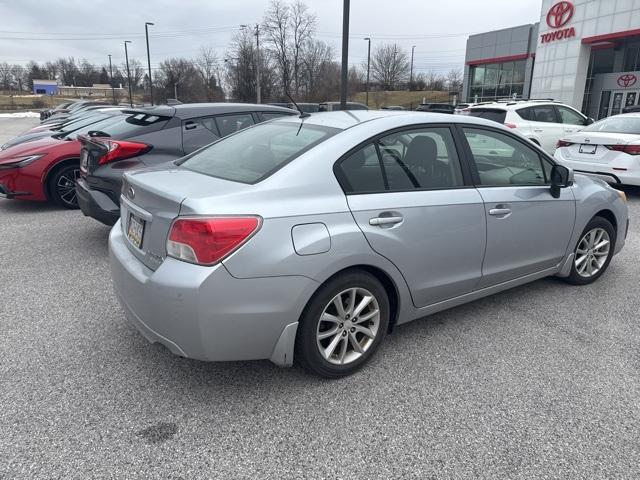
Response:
[127,213,145,249]
[579,144,597,154]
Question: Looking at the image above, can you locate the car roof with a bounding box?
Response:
[273,110,505,130]
[468,100,576,111]
[124,102,298,119]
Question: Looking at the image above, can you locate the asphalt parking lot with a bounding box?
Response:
[1,116,639,479]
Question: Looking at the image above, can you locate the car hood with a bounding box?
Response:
[0,136,73,164]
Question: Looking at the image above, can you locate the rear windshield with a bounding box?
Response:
[583,116,640,134]
[63,112,169,140]
[467,108,507,124]
[180,122,339,184]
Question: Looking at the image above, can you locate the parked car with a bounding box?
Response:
[381,105,406,110]
[0,112,129,208]
[76,103,297,225]
[2,109,124,150]
[554,113,640,186]
[622,104,640,114]
[40,103,113,126]
[466,100,594,153]
[319,101,368,111]
[108,110,628,377]
[40,101,76,121]
[415,103,455,114]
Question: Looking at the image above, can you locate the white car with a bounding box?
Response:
[466,100,594,154]
[554,113,640,186]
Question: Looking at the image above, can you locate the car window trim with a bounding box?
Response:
[454,123,558,188]
[333,123,476,196]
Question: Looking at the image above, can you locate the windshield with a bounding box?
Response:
[583,116,640,134]
[180,121,340,184]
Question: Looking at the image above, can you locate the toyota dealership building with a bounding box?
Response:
[462,0,640,119]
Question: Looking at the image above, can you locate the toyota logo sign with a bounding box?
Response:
[617,74,638,88]
[546,1,574,29]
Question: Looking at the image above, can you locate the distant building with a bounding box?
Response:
[32,79,58,95]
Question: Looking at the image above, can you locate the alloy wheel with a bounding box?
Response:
[56,168,80,207]
[574,227,610,278]
[316,287,380,365]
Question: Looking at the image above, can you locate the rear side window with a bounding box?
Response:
[516,107,535,121]
[215,113,254,137]
[180,122,339,184]
[336,127,464,194]
[531,105,558,123]
[467,108,506,124]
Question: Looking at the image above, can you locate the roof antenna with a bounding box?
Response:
[284,90,310,119]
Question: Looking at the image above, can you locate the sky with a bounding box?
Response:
[0,0,543,75]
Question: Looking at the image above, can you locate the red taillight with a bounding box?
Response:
[605,144,640,155]
[166,216,261,265]
[557,140,573,148]
[97,139,151,165]
[504,123,517,129]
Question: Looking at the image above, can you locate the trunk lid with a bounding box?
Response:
[561,132,640,164]
[119,165,252,270]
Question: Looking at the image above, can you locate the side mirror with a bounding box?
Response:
[550,164,573,198]
[585,117,595,125]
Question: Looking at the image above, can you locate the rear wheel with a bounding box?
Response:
[563,216,615,285]
[49,163,80,209]
[295,270,389,378]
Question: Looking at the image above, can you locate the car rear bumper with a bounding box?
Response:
[76,177,120,226]
[108,223,318,365]
[555,150,640,186]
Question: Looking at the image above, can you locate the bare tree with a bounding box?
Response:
[370,43,410,90]
[446,68,463,92]
[290,0,316,95]
[196,46,224,101]
[0,63,13,89]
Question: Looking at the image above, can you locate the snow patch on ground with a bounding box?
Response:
[0,111,41,118]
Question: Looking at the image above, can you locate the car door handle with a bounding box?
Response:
[489,208,512,216]
[533,128,543,133]
[369,216,403,226]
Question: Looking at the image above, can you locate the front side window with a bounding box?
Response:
[180,122,339,184]
[556,106,585,125]
[462,128,547,186]
[336,127,464,194]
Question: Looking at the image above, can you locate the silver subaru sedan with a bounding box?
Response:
[109,111,628,377]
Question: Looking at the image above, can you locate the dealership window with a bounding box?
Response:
[623,43,640,72]
[469,60,526,102]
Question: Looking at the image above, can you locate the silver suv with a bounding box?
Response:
[109,111,628,377]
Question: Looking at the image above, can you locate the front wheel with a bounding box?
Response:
[295,271,389,378]
[49,163,80,209]
[563,216,616,285]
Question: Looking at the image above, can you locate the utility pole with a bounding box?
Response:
[255,24,261,104]
[174,83,178,100]
[364,37,371,107]
[340,0,350,110]
[108,54,116,105]
[124,40,133,107]
[410,45,416,90]
[145,22,154,105]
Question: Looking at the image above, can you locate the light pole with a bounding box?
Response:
[364,37,371,107]
[124,40,133,107]
[410,45,416,90]
[242,24,261,104]
[108,54,115,105]
[145,22,154,105]
[340,0,350,110]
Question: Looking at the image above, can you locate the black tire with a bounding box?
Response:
[48,163,80,209]
[563,216,616,285]
[295,270,389,378]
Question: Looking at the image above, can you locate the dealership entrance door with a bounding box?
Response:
[598,89,640,118]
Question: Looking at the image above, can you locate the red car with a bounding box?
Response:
[0,114,125,208]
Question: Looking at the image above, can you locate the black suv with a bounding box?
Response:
[76,103,296,225]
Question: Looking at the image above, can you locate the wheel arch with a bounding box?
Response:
[42,157,79,201]
[593,209,617,233]
[302,264,401,334]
